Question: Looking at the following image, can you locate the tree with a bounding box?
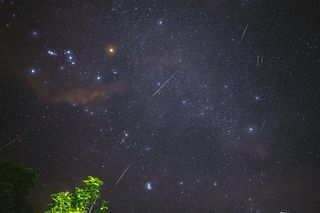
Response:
[45,176,109,213]
[0,160,38,213]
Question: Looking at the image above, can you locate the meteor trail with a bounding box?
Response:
[0,135,19,152]
[240,24,248,40]
[152,72,177,96]
[259,119,266,134]
[116,164,131,185]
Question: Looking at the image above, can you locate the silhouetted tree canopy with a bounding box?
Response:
[0,160,37,213]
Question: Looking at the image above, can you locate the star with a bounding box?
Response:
[31,31,39,38]
[144,146,151,152]
[145,182,153,190]
[29,68,38,75]
[124,131,129,137]
[247,127,256,134]
[112,69,118,75]
[106,46,116,56]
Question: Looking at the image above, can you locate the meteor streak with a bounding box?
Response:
[240,24,248,40]
[116,164,131,185]
[152,72,177,96]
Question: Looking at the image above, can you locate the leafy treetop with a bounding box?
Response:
[45,176,109,213]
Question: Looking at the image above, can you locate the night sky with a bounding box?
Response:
[1,0,320,212]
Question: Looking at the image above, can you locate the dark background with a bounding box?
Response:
[0,0,319,212]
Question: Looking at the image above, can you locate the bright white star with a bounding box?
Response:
[145,182,153,190]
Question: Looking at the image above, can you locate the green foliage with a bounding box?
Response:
[0,160,37,213]
[45,176,109,213]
